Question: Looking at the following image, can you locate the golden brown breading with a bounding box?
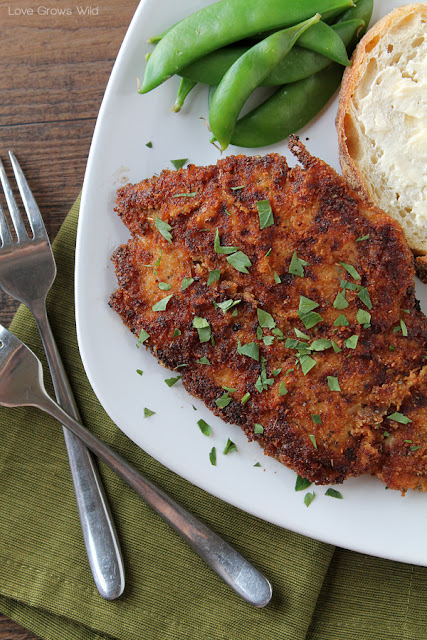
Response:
[110,137,427,490]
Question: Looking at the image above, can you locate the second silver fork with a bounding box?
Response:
[0,153,125,599]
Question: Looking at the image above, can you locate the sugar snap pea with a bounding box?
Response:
[140,0,355,93]
[336,0,373,46]
[171,77,197,112]
[297,19,350,65]
[230,65,344,148]
[209,15,321,151]
[179,19,363,86]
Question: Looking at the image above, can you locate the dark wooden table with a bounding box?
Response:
[1,1,139,637]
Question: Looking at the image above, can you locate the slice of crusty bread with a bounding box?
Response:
[336,4,427,277]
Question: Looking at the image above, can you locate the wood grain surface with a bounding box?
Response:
[1,0,139,637]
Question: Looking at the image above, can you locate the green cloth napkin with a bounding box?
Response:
[1,196,427,640]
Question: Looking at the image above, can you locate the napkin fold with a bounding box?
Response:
[0,196,426,640]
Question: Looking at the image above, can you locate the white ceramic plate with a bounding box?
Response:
[76,0,427,566]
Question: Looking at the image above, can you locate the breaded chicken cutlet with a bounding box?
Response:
[110,137,427,492]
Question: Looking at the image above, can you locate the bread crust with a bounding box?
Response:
[336,3,427,279]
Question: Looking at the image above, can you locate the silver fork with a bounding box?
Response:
[0,324,272,606]
[0,153,124,600]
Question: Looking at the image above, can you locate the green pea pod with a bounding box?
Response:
[171,77,197,112]
[336,0,373,46]
[297,19,350,65]
[209,15,321,151]
[180,19,363,86]
[230,64,343,148]
[140,0,355,93]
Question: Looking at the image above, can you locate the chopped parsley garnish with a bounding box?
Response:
[295,475,312,491]
[310,339,332,351]
[289,251,309,277]
[272,327,285,340]
[331,340,341,353]
[196,356,210,365]
[265,247,272,257]
[357,287,372,310]
[237,340,259,361]
[257,308,276,329]
[144,408,155,418]
[304,492,316,507]
[164,376,181,387]
[333,291,349,310]
[311,414,322,425]
[295,328,310,340]
[181,277,194,291]
[227,251,252,274]
[172,192,197,198]
[152,294,173,311]
[172,328,181,337]
[338,261,361,280]
[222,386,237,393]
[388,412,412,424]
[171,158,188,170]
[231,185,244,191]
[209,447,217,465]
[155,216,172,243]
[300,355,316,376]
[136,329,150,347]
[272,368,282,377]
[214,229,238,254]
[263,335,275,346]
[223,438,237,454]
[410,446,421,452]
[225,208,231,216]
[145,141,153,148]
[400,319,408,336]
[153,250,163,274]
[216,392,231,408]
[334,313,349,327]
[215,298,241,313]
[340,279,359,291]
[257,199,274,229]
[158,282,172,290]
[254,462,261,467]
[356,309,371,325]
[298,296,322,329]
[136,369,143,376]
[193,316,211,343]
[255,357,274,392]
[274,272,281,284]
[197,419,211,436]
[207,269,220,285]
[325,488,343,499]
[257,326,263,339]
[241,392,250,404]
[254,423,264,434]
[356,234,370,242]
[344,335,359,350]
[279,381,288,396]
[327,376,341,391]
[308,434,318,450]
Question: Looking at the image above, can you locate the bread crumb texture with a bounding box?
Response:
[338,5,427,254]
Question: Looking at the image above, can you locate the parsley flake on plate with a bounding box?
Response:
[357,287,372,310]
[214,229,238,255]
[207,269,220,285]
[209,447,217,465]
[241,392,250,404]
[144,408,155,418]
[333,291,348,310]
[325,488,343,499]
[181,277,194,291]
[196,356,210,365]
[197,419,212,436]
[295,476,312,491]
[304,492,316,507]
[170,158,188,170]
[338,261,361,280]
[254,423,264,434]
[279,381,288,396]
[356,309,371,325]
[158,282,172,291]
[216,392,231,408]
[308,434,318,450]
[164,376,181,387]
[215,299,241,314]
[223,438,237,454]
[311,414,322,425]
[334,313,349,327]
[327,376,341,392]
[344,335,359,350]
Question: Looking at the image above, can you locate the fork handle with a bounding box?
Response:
[32,299,125,600]
[37,393,272,608]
